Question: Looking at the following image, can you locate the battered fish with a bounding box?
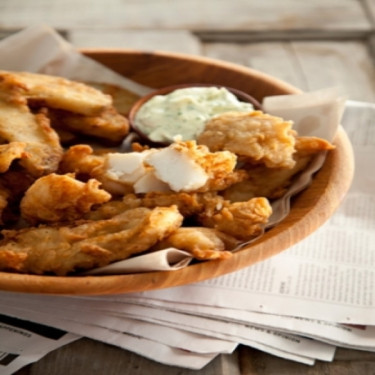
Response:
[223,136,335,201]
[0,142,27,173]
[0,205,183,275]
[198,110,296,168]
[198,196,272,241]
[48,106,130,143]
[0,99,63,176]
[20,173,111,224]
[153,227,238,260]
[0,70,112,116]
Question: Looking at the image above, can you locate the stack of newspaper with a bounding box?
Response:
[0,101,374,374]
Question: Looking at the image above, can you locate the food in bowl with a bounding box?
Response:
[0,70,335,276]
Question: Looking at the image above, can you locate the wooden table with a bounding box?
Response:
[1,0,375,373]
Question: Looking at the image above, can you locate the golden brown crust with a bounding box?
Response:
[0,206,183,275]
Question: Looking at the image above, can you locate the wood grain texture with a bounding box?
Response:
[203,41,375,102]
[14,338,239,375]
[238,346,375,374]
[0,0,371,31]
[0,50,354,295]
[69,30,202,55]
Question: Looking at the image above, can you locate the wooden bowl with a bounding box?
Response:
[0,50,354,295]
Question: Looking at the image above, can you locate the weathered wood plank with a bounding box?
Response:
[291,40,375,102]
[238,346,375,375]
[203,40,375,102]
[11,338,240,375]
[0,0,371,31]
[363,0,375,25]
[69,30,202,54]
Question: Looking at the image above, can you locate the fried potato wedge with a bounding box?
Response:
[0,205,183,275]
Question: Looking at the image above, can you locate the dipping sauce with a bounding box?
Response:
[133,86,254,143]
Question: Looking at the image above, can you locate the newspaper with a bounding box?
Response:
[0,313,78,375]
[0,292,332,367]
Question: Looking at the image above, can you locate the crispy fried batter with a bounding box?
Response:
[48,106,130,143]
[153,227,236,260]
[0,142,27,173]
[295,136,335,155]
[85,192,203,220]
[142,192,205,217]
[84,194,142,221]
[0,99,63,176]
[198,196,272,240]
[20,173,111,224]
[59,144,104,176]
[198,110,297,168]
[223,135,335,201]
[0,205,183,275]
[0,70,112,116]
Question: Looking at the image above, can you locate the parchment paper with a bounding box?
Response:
[0,25,346,274]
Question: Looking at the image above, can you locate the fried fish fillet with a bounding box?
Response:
[59,144,104,176]
[0,70,112,116]
[48,106,130,143]
[198,110,296,168]
[198,196,272,241]
[59,144,131,195]
[61,141,243,196]
[153,227,238,260]
[0,142,27,173]
[0,99,63,176]
[0,205,183,275]
[86,190,272,242]
[85,192,203,221]
[20,173,111,224]
[223,136,335,201]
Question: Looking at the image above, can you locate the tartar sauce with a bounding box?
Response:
[133,86,254,143]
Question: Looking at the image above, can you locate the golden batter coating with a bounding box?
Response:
[0,99,63,176]
[198,110,296,168]
[198,196,272,241]
[0,70,112,116]
[20,173,111,224]
[153,227,237,260]
[0,205,183,275]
